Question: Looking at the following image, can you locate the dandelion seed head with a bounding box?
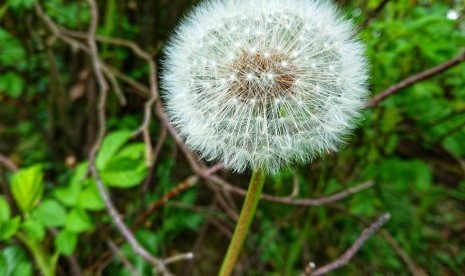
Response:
[162,0,368,174]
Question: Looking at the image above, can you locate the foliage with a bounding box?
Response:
[0,0,464,275]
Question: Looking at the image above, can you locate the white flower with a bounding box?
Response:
[162,0,368,174]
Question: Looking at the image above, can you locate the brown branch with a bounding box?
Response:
[60,29,160,166]
[86,0,109,164]
[163,253,194,266]
[0,153,18,172]
[82,1,172,274]
[366,51,465,107]
[106,239,141,276]
[210,175,374,206]
[310,213,391,275]
[89,166,168,272]
[133,175,199,230]
[379,230,427,276]
[359,0,391,30]
[143,126,167,193]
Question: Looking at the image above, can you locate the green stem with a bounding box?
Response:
[219,169,266,276]
[16,232,55,276]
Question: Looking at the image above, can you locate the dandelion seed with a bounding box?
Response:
[162,0,368,174]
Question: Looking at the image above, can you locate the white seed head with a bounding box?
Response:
[162,0,369,174]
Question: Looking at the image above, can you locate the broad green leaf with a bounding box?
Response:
[21,219,45,242]
[0,72,25,98]
[0,216,20,241]
[10,165,44,214]
[53,163,88,207]
[2,245,33,276]
[65,208,94,233]
[55,230,77,256]
[443,130,465,157]
[96,130,133,170]
[0,196,11,222]
[117,143,146,159]
[100,157,147,188]
[53,184,81,207]
[11,263,33,276]
[32,200,67,227]
[0,28,26,66]
[76,183,105,211]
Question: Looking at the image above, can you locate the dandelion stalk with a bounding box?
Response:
[219,169,266,276]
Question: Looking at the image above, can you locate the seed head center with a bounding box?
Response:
[229,50,295,101]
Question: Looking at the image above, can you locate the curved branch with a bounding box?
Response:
[366,51,465,107]
[0,153,18,171]
[309,213,391,275]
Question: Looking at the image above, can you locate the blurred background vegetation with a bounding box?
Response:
[1,0,465,275]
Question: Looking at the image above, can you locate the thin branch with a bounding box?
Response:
[379,230,427,276]
[143,126,167,193]
[366,51,465,107]
[358,0,391,30]
[89,166,168,273]
[106,239,141,276]
[61,28,160,166]
[310,213,391,276]
[0,153,18,171]
[82,0,170,274]
[163,252,194,266]
[86,0,109,164]
[132,175,199,230]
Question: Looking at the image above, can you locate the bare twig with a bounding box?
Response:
[82,1,171,274]
[310,213,391,275]
[106,239,141,276]
[90,166,168,272]
[288,174,300,198]
[366,51,465,107]
[133,175,199,230]
[359,0,391,29]
[0,153,18,171]
[163,252,194,265]
[379,230,427,276]
[86,0,109,164]
[61,28,160,165]
[209,175,374,206]
[143,126,167,193]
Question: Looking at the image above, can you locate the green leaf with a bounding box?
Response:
[443,130,465,157]
[11,263,33,276]
[32,200,67,227]
[2,245,33,276]
[65,208,94,233]
[10,165,44,214]
[7,0,37,9]
[0,28,26,66]
[21,219,45,242]
[0,216,20,241]
[76,183,105,211]
[96,130,133,170]
[0,72,25,98]
[117,143,146,159]
[0,254,7,276]
[0,196,11,222]
[100,157,147,188]
[53,163,88,207]
[55,230,77,256]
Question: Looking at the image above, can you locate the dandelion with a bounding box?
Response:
[161,0,368,274]
[162,0,368,174]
